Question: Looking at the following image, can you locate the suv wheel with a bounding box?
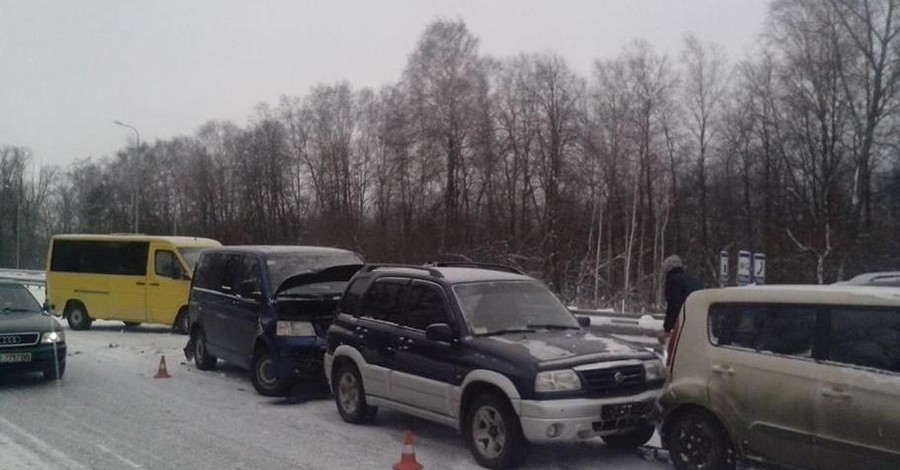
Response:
[333,363,377,423]
[465,393,527,469]
[251,348,290,396]
[192,329,217,370]
[666,410,734,470]
[66,303,92,330]
[602,424,655,449]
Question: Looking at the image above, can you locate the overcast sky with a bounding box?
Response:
[0,0,769,167]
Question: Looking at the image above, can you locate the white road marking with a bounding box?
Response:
[0,415,91,470]
[96,444,143,468]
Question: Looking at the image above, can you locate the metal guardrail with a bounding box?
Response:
[570,309,665,352]
[0,268,46,285]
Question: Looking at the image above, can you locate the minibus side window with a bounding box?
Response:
[51,240,149,276]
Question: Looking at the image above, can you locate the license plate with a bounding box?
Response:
[603,403,635,420]
[0,352,32,363]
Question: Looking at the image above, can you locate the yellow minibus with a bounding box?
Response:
[45,234,221,332]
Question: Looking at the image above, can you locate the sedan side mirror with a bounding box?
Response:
[425,323,455,343]
[577,316,591,328]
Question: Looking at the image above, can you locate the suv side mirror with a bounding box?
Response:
[239,280,262,302]
[425,323,455,343]
[577,316,590,327]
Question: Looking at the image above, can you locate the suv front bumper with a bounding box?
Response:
[518,389,660,443]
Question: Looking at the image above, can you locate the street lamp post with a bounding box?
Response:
[113,120,141,233]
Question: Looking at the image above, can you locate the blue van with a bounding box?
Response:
[184,246,363,396]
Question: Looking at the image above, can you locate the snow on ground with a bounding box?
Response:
[0,321,672,470]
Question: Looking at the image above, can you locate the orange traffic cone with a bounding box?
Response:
[393,431,423,470]
[154,355,172,379]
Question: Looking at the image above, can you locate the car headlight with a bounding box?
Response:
[41,330,65,343]
[276,321,316,337]
[535,369,582,392]
[643,359,665,381]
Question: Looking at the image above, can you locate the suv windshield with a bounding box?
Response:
[453,280,579,335]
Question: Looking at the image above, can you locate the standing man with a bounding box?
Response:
[662,255,703,334]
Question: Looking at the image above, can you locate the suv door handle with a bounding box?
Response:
[711,365,734,375]
[821,388,852,400]
[136,281,146,286]
[150,283,160,287]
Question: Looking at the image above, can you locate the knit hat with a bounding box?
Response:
[661,255,683,275]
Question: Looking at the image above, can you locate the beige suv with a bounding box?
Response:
[659,285,900,470]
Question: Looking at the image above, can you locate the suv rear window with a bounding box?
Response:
[709,303,816,357]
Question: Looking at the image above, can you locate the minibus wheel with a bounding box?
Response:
[66,303,92,330]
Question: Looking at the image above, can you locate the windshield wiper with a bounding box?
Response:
[526,323,580,330]
[480,327,538,337]
[0,308,36,313]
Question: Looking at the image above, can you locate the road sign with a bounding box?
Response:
[719,251,729,286]
[737,251,752,286]
[753,253,766,284]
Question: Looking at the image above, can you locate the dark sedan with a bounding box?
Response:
[0,281,66,380]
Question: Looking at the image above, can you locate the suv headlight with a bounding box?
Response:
[643,359,665,382]
[41,330,65,344]
[276,321,316,337]
[535,369,582,392]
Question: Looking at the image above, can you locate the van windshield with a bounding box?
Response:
[265,252,364,293]
[177,247,207,271]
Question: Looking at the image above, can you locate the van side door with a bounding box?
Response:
[815,307,900,470]
[226,254,265,364]
[146,242,190,326]
[103,240,150,323]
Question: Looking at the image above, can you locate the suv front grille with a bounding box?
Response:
[0,333,40,348]
[579,364,645,397]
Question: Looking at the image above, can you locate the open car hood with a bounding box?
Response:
[274,264,364,297]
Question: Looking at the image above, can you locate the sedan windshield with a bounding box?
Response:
[453,280,580,335]
[0,283,42,313]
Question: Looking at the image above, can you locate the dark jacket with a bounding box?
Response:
[664,267,703,332]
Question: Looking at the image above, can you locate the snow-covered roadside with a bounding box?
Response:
[1,321,671,470]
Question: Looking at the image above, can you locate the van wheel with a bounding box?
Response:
[333,363,377,423]
[173,308,189,335]
[666,410,735,470]
[465,393,527,469]
[602,425,655,449]
[192,329,217,370]
[251,348,291,396]
[66,303,92,330]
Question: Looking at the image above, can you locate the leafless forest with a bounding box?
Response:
[3,1,900,310]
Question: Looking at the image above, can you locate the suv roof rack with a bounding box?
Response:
[361,264,445,279]
[426,262,524,275]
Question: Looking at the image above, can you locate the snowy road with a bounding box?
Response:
[0,321,672,470]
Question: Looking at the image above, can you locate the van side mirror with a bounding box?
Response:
[425,323,455,343]
[239,280,262,301]
[577,316,590,327]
